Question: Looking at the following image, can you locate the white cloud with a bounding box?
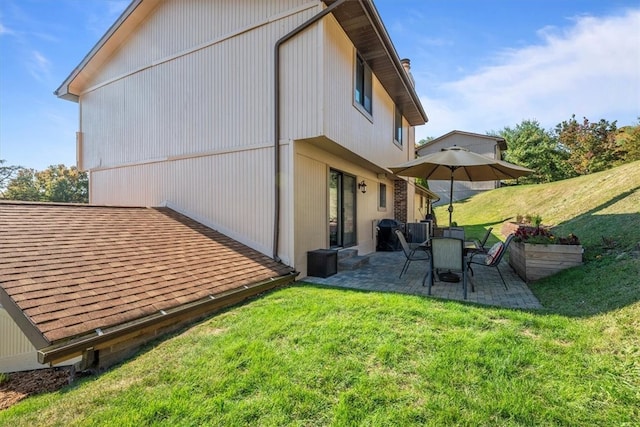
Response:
[27,50,52,83]
[0,22,15,35]
[417,9,640,140]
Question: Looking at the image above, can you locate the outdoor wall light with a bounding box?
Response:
[358,180,367,194]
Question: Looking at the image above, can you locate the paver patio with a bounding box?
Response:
[303,250,543,310]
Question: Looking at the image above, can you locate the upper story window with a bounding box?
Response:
[354,53,372,115]
[394,106,403,146]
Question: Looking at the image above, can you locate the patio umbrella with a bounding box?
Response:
[389,146,533,226]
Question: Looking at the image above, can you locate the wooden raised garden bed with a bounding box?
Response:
[509,241,583,282]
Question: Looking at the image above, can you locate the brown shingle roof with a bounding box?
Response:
[0,202,293,345]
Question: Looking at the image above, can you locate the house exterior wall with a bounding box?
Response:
[292,141,397,276]
[0,307,39,372]
[72,0,418,275]
[80,0,320,169]
[80,1,322,263]
[285,16,416,277]
[0,307,79,373]
[414,192,425,222]
[83,0,315,90]
[320,16,412,169]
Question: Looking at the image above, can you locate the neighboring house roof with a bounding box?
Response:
[416,130,507,156]
[54,0,427,126]
[0,202,294,362]
[414,183,440,201]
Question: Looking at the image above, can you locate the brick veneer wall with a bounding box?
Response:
[394,179,407,223]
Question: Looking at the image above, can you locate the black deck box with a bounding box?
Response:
[307,249,338,278]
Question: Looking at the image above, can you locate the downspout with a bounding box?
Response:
[273,0,348,260]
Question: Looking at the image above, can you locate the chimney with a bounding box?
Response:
[400,58,415,87]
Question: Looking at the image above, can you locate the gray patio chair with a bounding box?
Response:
[395,229,430,278]
[442,226,465,240]
[467,233,515,290]
[425,237,468,299]
[466,226,493,254]
[477,226,493,250]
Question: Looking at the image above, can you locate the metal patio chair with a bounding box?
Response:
[425,237,468,299]
[467,234,515,290]
[466,226,493,254]
[395,229,430,278]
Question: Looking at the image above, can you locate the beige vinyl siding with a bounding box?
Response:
[74,0,419,271]
[1,307,81,372]
[78,1,324,264]
[81,30,274,169]
[279,22,323,140]
[293,141,396,277]
[85,0,318,89]
[79,1,321,170]
[420,134,498,159]
[320,16,412,170]
[293,152,327,274]
[0,307,36,371]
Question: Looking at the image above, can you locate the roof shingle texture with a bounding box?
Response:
[0,202,292,344]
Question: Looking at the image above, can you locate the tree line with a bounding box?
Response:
[497,116,640,184]
[0,162,88,203]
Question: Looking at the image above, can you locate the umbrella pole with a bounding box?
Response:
[448,172,454,227]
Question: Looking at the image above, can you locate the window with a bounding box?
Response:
[379,183,387,209]
[394,106,403,145]
[354,53,372,115]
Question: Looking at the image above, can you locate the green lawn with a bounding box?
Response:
[1,162,638,426]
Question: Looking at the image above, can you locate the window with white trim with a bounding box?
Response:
[379,183,387,209]
[354,53,372,115]
[394,106,403,146]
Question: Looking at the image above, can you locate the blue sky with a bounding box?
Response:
[1,0,639,171]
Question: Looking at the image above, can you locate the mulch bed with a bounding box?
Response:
[0,368,73,411]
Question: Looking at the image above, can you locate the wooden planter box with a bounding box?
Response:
[509,241,583,282]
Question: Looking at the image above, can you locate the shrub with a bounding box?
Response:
[515,213,543,227]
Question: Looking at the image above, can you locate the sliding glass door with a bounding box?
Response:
[329,169,356,248]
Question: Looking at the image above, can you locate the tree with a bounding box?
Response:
[615,120,640,163]
[3,168,40,201]
[0,159,23,197]
[497,120,573,183]
[555,115,620,175]
[37,164,88,203]
[2,164,88,203]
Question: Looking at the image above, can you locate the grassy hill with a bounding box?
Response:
[1,163,639,426]
[435,160,640,253]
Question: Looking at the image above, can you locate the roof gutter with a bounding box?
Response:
[37,272,296,365]
[0,286,50,349]
[54,0,150,101]
[273,0,348,261]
